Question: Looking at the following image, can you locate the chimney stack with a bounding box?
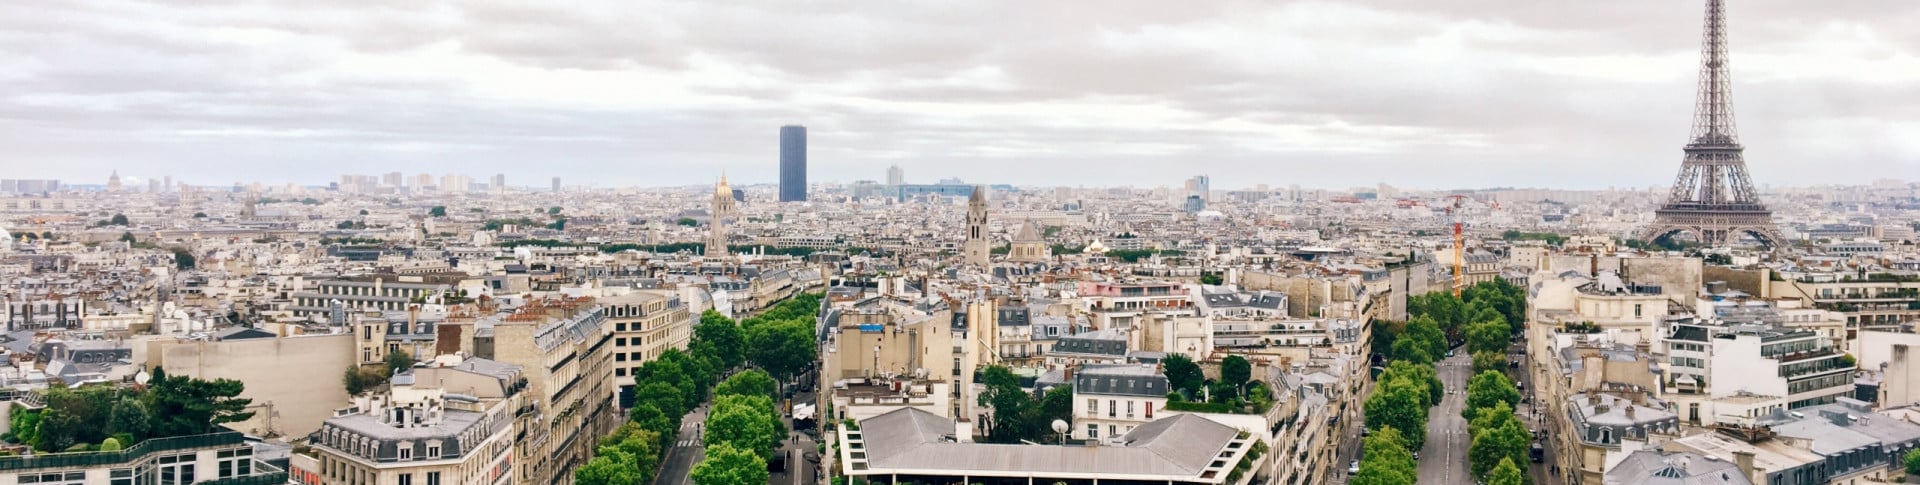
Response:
[1733,451,1756,482]
[1626,404,1637,420]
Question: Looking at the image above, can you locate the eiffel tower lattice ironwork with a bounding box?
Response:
[1638,0,1782,248]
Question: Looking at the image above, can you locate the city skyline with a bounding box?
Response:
[2,1,1916,188]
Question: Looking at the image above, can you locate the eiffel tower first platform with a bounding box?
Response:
[1638,0,1783,248]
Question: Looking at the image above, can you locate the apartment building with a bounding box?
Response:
[600,290,691,406]
[305,357,525,485]
[468,297,616,485]
[291,279,451,317]
[1070,365,1171,441]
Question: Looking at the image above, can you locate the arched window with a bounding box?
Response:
[1599,427,1613,443]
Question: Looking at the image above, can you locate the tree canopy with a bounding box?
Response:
[691,442,768,485]
[1161,353,1205,398]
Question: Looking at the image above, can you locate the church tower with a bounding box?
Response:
[963,186,990,266]
[707,175,735,257]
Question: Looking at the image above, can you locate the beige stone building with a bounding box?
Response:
[817,296,962,421]
[146,332,357,439]
[466,297,616,485]
[600,290,691,404]
[306,356,526,485]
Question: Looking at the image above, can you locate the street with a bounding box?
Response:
[1415,350,1472,484]
[655,404,709,485]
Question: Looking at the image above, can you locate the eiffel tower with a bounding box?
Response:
[1638,0,1783,248]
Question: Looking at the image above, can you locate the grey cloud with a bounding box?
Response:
[0,0,1912,189]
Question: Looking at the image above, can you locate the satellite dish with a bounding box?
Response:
[134,371,151,385]
[1051,419,1069,434]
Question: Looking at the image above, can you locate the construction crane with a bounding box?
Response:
[1446,195,1469,297]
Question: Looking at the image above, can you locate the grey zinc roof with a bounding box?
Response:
[1604,450,1751,485]
[1074,365,1169,397]
[1050,329,1128,357]
[856,408,1237,478]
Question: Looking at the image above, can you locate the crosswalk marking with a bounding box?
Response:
[677,439,699,447]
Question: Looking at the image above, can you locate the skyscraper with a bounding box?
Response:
[887,165,904,186]
[779,125,807,202]
[491,174,506,194]
[552,177,561,193]
[383,172,403,187]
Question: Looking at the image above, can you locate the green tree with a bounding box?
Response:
[692,442,769,485]
[745,320,815,382]
[110,214,129,226]
[1390,338,1434,365]
[575,455,641,485]
[105,398,151,443]
[1032,385,1075,443]
[119,231,136,243]
[32,410,82,452]
[98,437,123,451]
[344,366,371,395]
[1221,355,1252,395]
[678,218,699,227]
[1199,273,1223,285]
[1162,354,1205,398]
[1382,361,1442,407]
[143,368,255,438]
[1354,426,1417,485]
[704,394,784,457]
[715,369,779,402]
[428,206,447,217]
[628,403,675,453]
[1473,351,1508,375]
[385,349,415,376]
[1465,371,1522,421]
[1364,372,1429,449]
[1489,458,1526,485]
[1402,316,1447,363]
[696,310,747,369]
[172,248,195,269]
[977,365,1036,442]
[636,382,690,420]
[1470,417,1532,482]
[9,409,40,446]
[1906,448,1920,475]
[1467,320,1509,355]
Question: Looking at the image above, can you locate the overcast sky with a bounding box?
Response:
[2,0,1915,191]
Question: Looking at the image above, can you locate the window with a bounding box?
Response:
[398,474,414,485]
[1087,424,1098,439]
[399,446,413,460]
[426,444,440,458]
[217,449,252,477]
[1127,400,1135,417]
[617,323,628,332]
[1108,400,1117,418]
[1634,304,1643,318]
[427,472,441,485]
[1087,398,1098,416]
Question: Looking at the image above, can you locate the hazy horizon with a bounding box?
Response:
[3,1,1916,189]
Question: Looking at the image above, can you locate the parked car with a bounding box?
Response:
[1349,460,1361,474]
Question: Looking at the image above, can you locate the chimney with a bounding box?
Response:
[1589,394,1601,406]
[1733,451,1756,482]
[408,305,420,328]
[1626,404,1636,420]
